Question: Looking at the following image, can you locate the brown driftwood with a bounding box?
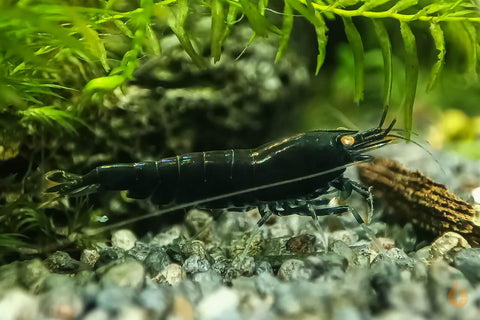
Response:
[357,158,480,246]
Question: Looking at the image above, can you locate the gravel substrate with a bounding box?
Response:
[1,148,480,320]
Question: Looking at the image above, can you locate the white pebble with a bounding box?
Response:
[111,229,137,250]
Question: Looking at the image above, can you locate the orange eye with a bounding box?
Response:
[340,135,355,146]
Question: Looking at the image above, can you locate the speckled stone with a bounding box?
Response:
[182,240,211,261]
[155,263,186,285]
[111,229,138,250]
[429,232,470,264]
[101,259,145,290]
[80,249,100,267]
[143,245,172,276]
[183,255,210,274]
[44,251,81,273]
[277,259,313,281]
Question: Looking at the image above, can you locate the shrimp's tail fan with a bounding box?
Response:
[44,170,99,197]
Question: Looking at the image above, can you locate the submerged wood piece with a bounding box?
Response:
[358,158,480,246]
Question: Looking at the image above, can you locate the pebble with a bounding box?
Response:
[80,249,100,267]
[0,288,39,320]
[114,306,148,320]
[42,273,75,291]
[19,259,50,293]
[172,296,195,320]
[370,256,402,308]
[455,248,480,285]
[272,281,322,316]
[82,309,110,320]
[39,288,84,319]
[332,305,364,320]
[95,247,127,269]
[285,234,316,254]
[155,263,186,285]
[101,259,145,290]
[428,261,473,317]
[0,261,21,292]
[111,229,138,250]
[183,255,211,274]
[185,209,213,241]
[388,281,429,315]
[182,240,211,261]
[137,286,173,315]
[127,241,151,262]
[152,225,182,247]
[143,245,172,276]
[96,285,136,313]
[192,269,223,295]
[197,287,241,320]
[255,261,273,275]
[350,244,371,268]
[330,240,354,263]
[304,253,347,280]
[429,232,470,264]
[44,251,81,273]
[372,248,416,272]
[174,280,203,305]
[225,255,255,281]
[230,233,264,257]
[254,271,279,297]
[211,261,229,276]
[394,223,417,253]
[277,259,313,281]
[329,229,359,245]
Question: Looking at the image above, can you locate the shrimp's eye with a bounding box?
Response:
[340,135,355,146]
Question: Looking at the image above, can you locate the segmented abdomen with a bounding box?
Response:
[149,150,255,206]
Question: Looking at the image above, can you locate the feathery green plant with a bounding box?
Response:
[1,0,479,144]
[268,0,479,137]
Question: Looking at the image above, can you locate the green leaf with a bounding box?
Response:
[389,0,418,13]
[219,3,240,46]
[259,0,268,15]
[66,8,110,72]
[286,0,328,74]
[275,2,294,62]
[238,0,279,36]
[372,20,392,107]
[146,25,161,56]
[427,21,445,91]
[19,106,85,134]
[84,75,126,92]
[423,3,452,15]
[0,234,27,251]
[343,17,364,103]
[400,22,418,140]
[333,0,361,8]
[359,0,391,11]
[167,0,206,68]
[463,21,478,79]
[211,0,226,62]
